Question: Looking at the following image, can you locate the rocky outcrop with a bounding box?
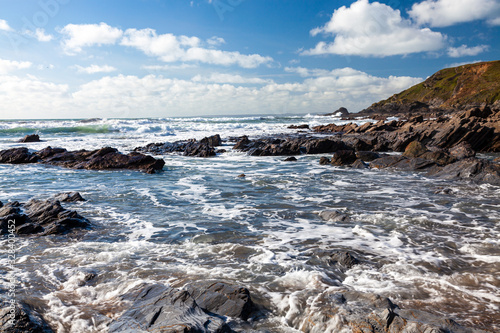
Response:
[135,134,222,158]
[53,192,86,202]
[0,302,53,333]
[109,284,232,333]
[18,134,41,143]
[0,146,165,174]
[0,198,89,236]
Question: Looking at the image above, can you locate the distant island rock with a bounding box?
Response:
[320,107,350,117]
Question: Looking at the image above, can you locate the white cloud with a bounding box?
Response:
[409,0,500,27]
[75,64,117,74]
[0,19,12,31]
[25,28,54,42]
[0,66,422,118]
[192,73,273,84]
[447,45,489,57]
[60,23,123,54]
[207,36,226,46]
[121,28,272,68]
[0,59,32,74]
[447,60,483,68]
[303,0,446,57]
[142,64,197,71]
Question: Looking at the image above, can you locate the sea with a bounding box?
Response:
[0,115,499,332]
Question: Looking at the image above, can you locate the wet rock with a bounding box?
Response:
[0,198,89,236]
[0,302,54,332]
[330,251,360,270]
[237,174,246,178]
[319,156,330,165]
[304,138,349,155]
[449,141,476,160]
[370,155,406,169]
[402,141,428,158]
[427,157,500,185]
[19,134,41,143]
[135,135,222,158]
[0,146,165,174]
[352,159,369,169]
[355,151,380,162]
[0,147,39,164]
[233,136,251,150]
[109,284,231,333]
[287,124,309,129]
[319,210,350,222]
[283,156,297,162]
[331,150,357,166]
[53,192,86,202]
[184,281,257,321]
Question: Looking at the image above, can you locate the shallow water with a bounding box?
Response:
[0,116,499,332]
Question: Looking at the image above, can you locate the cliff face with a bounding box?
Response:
[362,60,500,115]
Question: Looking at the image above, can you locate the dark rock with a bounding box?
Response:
[19,134,41,143]
[237,174,246,178]
[0,148,38,164]
[420,150,456,166]
[402,141,428,158]
[318,210,350,222]
[287,124,309,129]
[136,136,219,158]
[355,151,380,162]
[330,251,360,269]
[185,281,257,321]
[370,156,406,169]
[331,150,357,166]
[351,159,369,169]
[321,107,349,117]
[233,136,251,150]
[319,157,330,165]
[449,141,476,159]
[201,134,222,147]
[0,146,164,174]
[53,192,86,202]
[427,157,500,185]
[0,302,54,332]
[304,138,348,155]
[283,156,297,162]
[109,284,231,333]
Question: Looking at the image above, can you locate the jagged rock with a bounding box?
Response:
[427,157,500,185]
[184,281,257,321]
[370,156,406,169]
[53,192,86,202]
[136,135,221,158]
[352,159,369,169]
[319,157,330,165]
[233,136,250,150]
[355,151,380,162]
[0,198,89,236]
[19,134,41,143]
[330,252,360,270]
[449,141,476,159]
[109,284,231,333]
[0,302,54,332]
[0,147,165,174]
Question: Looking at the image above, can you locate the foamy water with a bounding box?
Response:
[0,115,498,332]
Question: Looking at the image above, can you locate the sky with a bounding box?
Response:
[0,0,499,119]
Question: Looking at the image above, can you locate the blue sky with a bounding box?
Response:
[0,0,498,119]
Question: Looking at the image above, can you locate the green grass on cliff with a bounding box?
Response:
[372,60,500,108]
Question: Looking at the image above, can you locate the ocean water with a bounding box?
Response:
[0,115,499,332]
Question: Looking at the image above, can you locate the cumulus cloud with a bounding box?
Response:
[409,0,500,27]
[447,45,489,57]
[60,23,123,54]
[192,73,273,84]
[207,36,226,46]
[121,28,272,68]
[25,28,54,42]
[0,19,12,31]
[75,64,117,74]
[0,66,422,118]
[303,0,446,57]
[0,59,32,74]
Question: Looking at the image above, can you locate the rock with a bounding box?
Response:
[0,302,54,332]
[331,150,357,166]
[370,156,406,169]
[403,141,428,158]
[53,192,86,202]
[427,157,500,185]
[355,151,380,162]
[319,157,330,165]
[287,124,309,129]
[233,136,251,150]
[237,174,246,178]
[283,156,297,162]
[0,146,165,174]
[201,134,222,148]
[304,138,349,155]
[136,136,220,158]
[352,159,369,169]
[330,251,359,270]
[321,107,349,117]
[0,147,39,164]
[184,281,257,321]
[0,198,89,236]
[319,210,350,222]
[109,284,231,333]
[449,141,476,159]
[19,134,41,143]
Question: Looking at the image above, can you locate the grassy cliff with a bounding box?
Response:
[371,60,500,110]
